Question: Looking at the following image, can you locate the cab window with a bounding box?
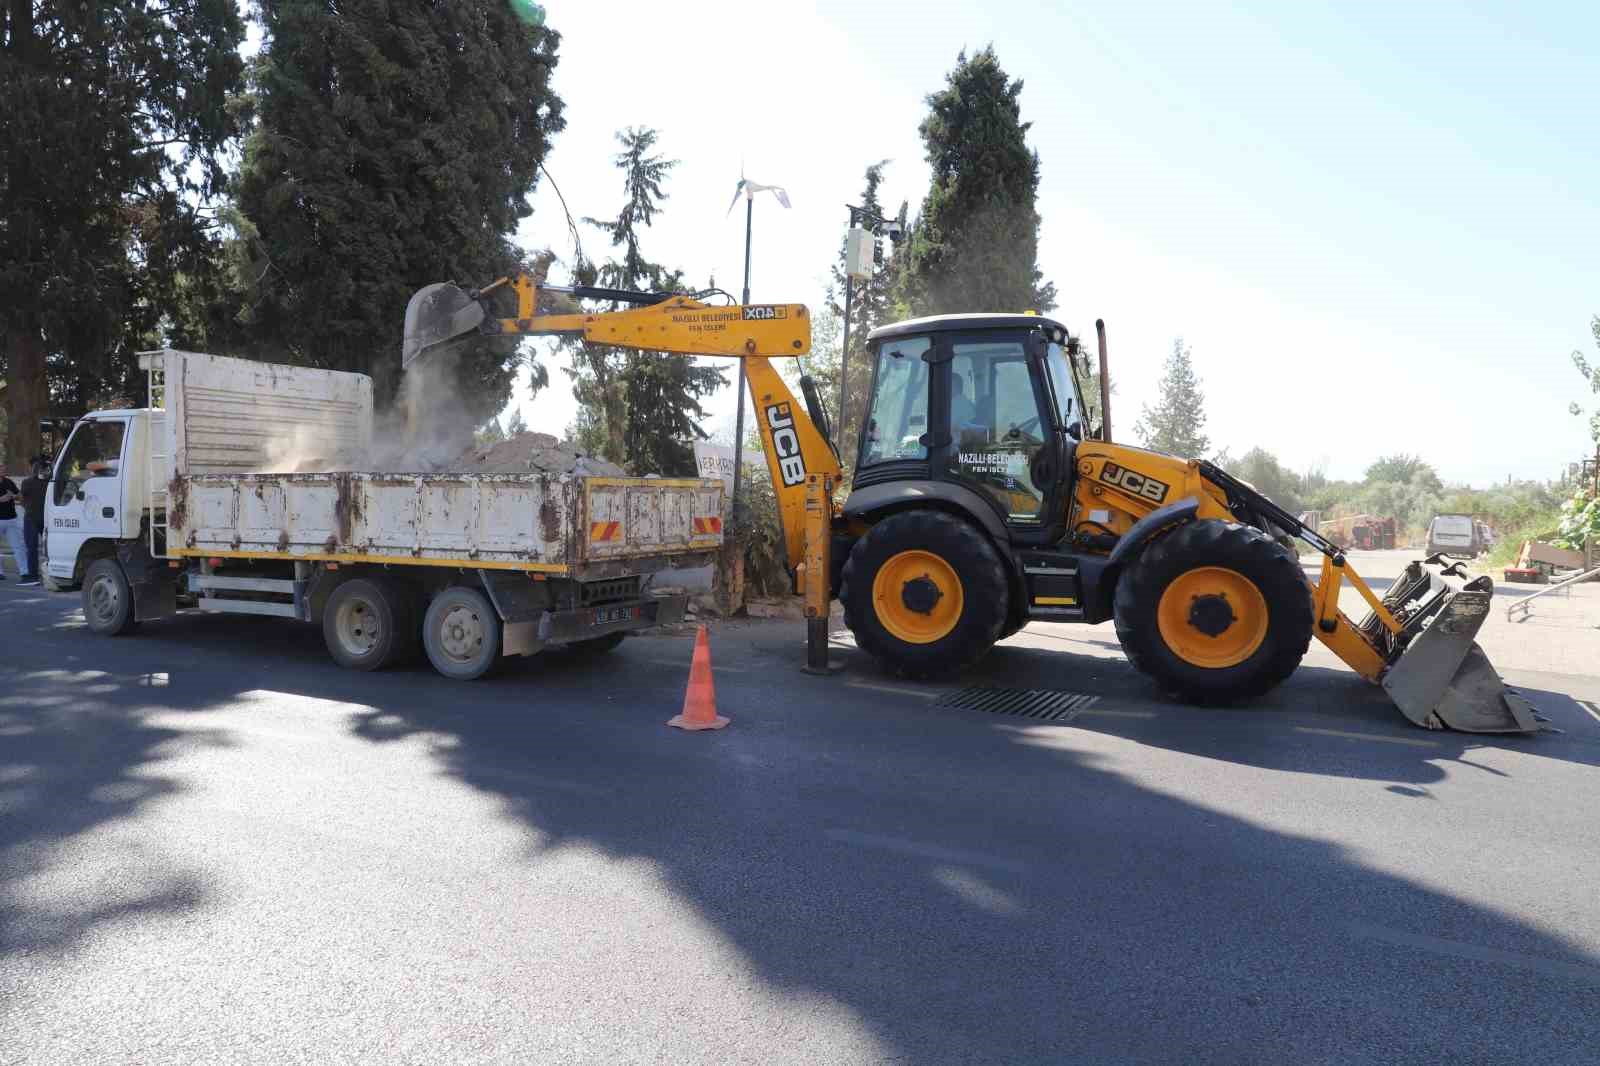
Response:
[861,337,932,466]
[1044,342,1085,437]
[54,420,126,506]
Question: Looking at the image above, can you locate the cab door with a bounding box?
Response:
[45,418,130,581]
[936,332,1066,545]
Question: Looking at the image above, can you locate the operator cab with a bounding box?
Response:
[850,313,1087,546]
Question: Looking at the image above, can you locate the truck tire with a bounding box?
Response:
[422,586,501,680]
[323,578,403,671]
[1114,520,1312,704]
[82,557,138,636]
[841,510,1009,679]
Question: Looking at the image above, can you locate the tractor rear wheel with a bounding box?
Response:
[1114,520,1312,704]
[841,510,1009,679]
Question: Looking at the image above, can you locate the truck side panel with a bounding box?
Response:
[173,473,725,571]
[580,479,724,561]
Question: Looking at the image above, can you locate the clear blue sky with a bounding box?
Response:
[507,0,1598,486]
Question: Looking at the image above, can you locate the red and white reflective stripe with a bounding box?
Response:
[589,520,622,542]
[692,516,723,535]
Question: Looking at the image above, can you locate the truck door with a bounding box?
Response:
[45,418,129,581]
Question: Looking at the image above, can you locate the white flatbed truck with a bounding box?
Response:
[42,349,725,678]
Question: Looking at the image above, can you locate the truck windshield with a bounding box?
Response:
[54,420,125,506]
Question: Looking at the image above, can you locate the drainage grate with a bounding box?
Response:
[935,687,1100,721]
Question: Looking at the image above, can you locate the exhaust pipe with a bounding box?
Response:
[1095,319,1111,443]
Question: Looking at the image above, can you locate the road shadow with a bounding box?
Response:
[7,589,1599,1061]
[0,652,218,958]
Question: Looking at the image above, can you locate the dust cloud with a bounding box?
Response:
[257,350,622,476]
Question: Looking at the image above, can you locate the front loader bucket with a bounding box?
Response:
[401,282,485,371]
[1374,563,1547,733]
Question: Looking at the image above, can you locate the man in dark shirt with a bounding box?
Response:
[19,458,48,585]
[0,461,21,582]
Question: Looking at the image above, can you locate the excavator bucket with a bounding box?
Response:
[1372,561,1547,733]
[402,282,485,371]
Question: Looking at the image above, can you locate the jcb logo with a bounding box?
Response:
[766,403,807,487]
[1099,461,1169,504]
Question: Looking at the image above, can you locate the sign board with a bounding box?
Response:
[694,441,768,493]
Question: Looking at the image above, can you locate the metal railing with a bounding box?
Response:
[1506,564,1600,622]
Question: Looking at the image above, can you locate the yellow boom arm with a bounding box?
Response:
[407,272,842,575]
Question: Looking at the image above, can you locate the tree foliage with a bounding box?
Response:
[564,128,723,475]
[892,48,1055,318]
[2,1,246,463]
[1570,315,1600,447]
[1135,339,1210,458]
[1363,454,1442,493]
[231,0,564,418]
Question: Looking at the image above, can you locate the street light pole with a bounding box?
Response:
[730,196,754,533]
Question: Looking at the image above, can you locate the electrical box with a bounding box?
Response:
[845,227,874,280]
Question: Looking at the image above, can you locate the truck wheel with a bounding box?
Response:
[1114,520,1312,704]
[83,558,138,636]
[841,510,1008,679]
[422,586,501,680]
[323,578,402,671]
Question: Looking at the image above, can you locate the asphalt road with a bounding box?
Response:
[4,551,1599,1064]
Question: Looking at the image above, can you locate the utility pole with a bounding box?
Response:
[730,196,754,534]
[839,205,902,453]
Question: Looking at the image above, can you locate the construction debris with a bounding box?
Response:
[441,431,625,477]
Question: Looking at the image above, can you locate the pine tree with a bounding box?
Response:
[1135,339,1211,457]
[565,128,723,474]
[892,47,1056,318]
[232,1,563,420]
[2,2,246,463]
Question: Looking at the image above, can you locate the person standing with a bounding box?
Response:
[19,458,48,586]
[0,461,23,582]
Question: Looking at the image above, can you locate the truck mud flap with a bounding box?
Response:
[1377,566,1548,734]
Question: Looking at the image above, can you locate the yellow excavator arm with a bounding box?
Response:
[402,272,843,577]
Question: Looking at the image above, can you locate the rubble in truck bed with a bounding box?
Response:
[272,431,625,477]
[437,431,626,477]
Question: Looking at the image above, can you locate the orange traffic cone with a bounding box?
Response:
[668,625,729,731]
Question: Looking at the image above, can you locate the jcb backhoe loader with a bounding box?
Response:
[403,274,1545,734]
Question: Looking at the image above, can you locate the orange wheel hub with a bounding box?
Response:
[872,549,964,644]
[1156,566,1269,668]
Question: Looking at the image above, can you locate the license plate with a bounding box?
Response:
[594,605,638,626]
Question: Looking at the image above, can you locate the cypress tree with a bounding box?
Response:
[1,2,245,461]
[232,1,564,418]
[893,47,1056,318]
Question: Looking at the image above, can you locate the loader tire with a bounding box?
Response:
[1114,520,1312,704]
[841,510,1008,679]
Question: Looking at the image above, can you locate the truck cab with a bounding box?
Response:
[44,409,159,588]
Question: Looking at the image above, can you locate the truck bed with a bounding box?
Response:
[169,471,725,575]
